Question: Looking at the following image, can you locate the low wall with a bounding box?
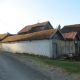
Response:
[2,40,52,57]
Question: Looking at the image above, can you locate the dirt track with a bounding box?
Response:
[0,52,79,80]
[0,52,49,80]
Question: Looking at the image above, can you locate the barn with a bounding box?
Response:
[2,29,65,58]
[61,24,80,55]
[1,22,80,58]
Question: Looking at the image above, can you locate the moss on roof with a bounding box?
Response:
[2,29,57,42]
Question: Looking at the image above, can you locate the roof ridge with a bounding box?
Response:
[21,21,48,28]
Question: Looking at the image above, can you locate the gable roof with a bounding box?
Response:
[0,32,12,41]
[64,24,80,27]
[17,21,49,34]
[62,32,79,40]
[61,24,80,33]
[2,29,64,43]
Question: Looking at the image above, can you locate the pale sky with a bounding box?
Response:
[0,0,80,34]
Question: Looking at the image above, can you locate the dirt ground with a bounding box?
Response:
[2,52,80,80]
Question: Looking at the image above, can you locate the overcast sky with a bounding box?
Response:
[0,0,80,34]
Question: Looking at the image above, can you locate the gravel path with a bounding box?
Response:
[0,52,49,80]
[1,52,79,80]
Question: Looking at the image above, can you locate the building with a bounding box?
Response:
[0,32,13,49]
[1,22,80,58]
[61,24,80,55]
[2,29,65,58]
[61,24,80,36]
[17,21,53,35]
[61,32,80,55]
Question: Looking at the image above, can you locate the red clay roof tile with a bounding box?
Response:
[61,24,80,33]
[62,32,77,39]
[0,33,12,41]
[18,21,48,34]
[2,29,57,42]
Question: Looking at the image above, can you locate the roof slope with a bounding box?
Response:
[2,29,57,43]
[61,24,80,33]
[18,21,48,34]
[0,33,12,41]
[62,32,78,40]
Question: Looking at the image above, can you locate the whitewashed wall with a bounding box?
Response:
[2,40,52,58]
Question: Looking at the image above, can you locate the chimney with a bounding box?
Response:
[58,24,61,30]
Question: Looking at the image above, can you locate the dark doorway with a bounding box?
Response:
[53,43,57,58]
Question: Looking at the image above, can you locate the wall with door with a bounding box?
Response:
[52,40,77,57]
[3,39,75,58]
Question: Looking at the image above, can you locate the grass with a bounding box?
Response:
[15,53,80,74]
[1,51,80,73]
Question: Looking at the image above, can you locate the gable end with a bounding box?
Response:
[50,30,65,40]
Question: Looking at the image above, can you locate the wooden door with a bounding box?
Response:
[53,43,57,58]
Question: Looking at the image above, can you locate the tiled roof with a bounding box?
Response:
[64,24,80,27]
[61,24,80,33]
[0,34,7,40]
[62,32,77,39]
[2,29,57,42]
[0,33,12,41]
[18,21,48,34]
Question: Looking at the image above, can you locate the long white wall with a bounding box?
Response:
[2,40,52,57]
